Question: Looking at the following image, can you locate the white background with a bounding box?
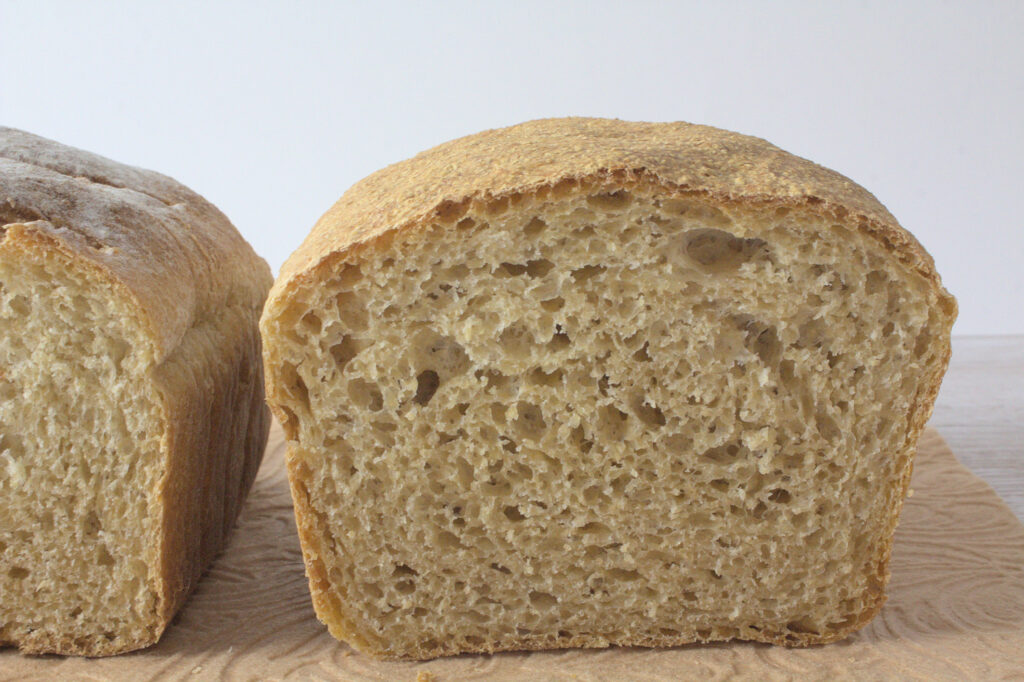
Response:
[1,1,1021,335]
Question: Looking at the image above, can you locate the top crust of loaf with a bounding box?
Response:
[267,118,954,328]
[0,127,271,361]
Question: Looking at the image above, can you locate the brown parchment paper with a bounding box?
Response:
[3,427,1023,681]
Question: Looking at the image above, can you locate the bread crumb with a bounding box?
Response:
[907,488,915,498]
[416,672,437,682]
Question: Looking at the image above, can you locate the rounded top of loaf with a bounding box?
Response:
[270,118,952,313]
[0,127,272,361]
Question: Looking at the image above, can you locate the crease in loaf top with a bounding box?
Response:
[0,127,271,363]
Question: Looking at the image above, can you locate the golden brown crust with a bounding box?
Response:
[0,128,273,656]
[262,117,957,657]
[284,450,381,654]
[267,118,953,325]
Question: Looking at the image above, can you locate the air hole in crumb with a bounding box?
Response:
[540,297,565,312]
[701,443,741,464]
[414,370,440,406]
[527,367,563,386]
[663,199,732,226]
[499,262,528,277]
[8,566,29,579]
[337,264,363,288]
[683,228,767,271]
[480,369,511,390]
[486,196,511,215]
[529,591,557,610]
[768,488,792,504]
[330,336,361,373]
[709,479,729,492]
[865,270,887,295]
[335,291,369,331]
[514,402,547,439]
[816,410,840,441]
[797,317,827,349]
[631,398,666,427]
[523,217,546,236]
[435,199,468,222]
[549,177,579,198]
[503,506,526,522]
[301,311,322,334]
[490,563,512,574]
[744,323,781,366]
[571,264,606,282]
[568,425,593,453]
[778,361,796,387]
[348,378,383,411]
[498,324,533,358]
[84,510,101,537]
[587,190,632,210]
[97,545,115,566]
[583,485,610,506]
[437,531,462,549]
[786,619,819,634]
[547,329,571,351]
[597,405,629,440]
[633,342,652,362]
[525,259,554,278]
[608,568,641,581]
[416,330,471,375]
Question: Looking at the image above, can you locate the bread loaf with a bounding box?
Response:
[260,118,956,660]
[0,129,272,655]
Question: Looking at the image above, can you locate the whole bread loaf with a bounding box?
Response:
[261,118,956,660]
[0,129,272,655]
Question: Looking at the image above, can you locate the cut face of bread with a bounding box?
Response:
[0,128,272,656]
[0,238,166,653]
[261,119,956,660]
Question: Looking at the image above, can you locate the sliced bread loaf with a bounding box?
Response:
[0,129,272,655]
[261,118,956,659]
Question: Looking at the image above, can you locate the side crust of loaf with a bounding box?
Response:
[0,129,273,655]
[262,118,956,659]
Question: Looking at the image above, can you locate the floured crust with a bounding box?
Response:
[1,128,273,656]
[262,118,957,658]
[0,127,267,361]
